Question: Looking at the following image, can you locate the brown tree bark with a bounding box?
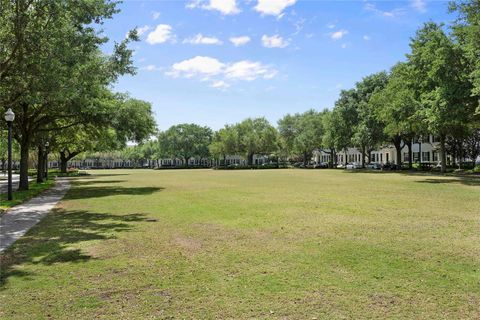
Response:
[440,134,447,173]
[37,145,44,183]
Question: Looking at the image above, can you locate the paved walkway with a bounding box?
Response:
[0,178,71,252]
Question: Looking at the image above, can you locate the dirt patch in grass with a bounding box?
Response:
[172,234,203,257]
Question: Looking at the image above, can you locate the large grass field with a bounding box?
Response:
[0,169,479,319]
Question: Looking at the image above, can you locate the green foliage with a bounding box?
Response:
[0,0,138,189]
[209,125,239,159]
[370,62,420,144]
[158,124,213,163]
[449,0,480,99]
[278,110,324,162]
[236,118,278,164]
[351,72,389,156]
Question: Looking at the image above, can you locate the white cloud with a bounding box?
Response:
[363,35,371,41]
[183,34,222,45]
[211,80,230,89]
[330,29,348,40]
[261,34,289,48]
[166,56,278,87]
[327,23,336,29]
[254,0,297,16]
[341,43,348,49]
[141,65,163,71]
[136,25,150,36]
[187,0,240,15]
[152,11,161,20]
[146,24,173,44]
[364,2,405,18]
[411,0,427,12]
[225,60,277,81]
[167,56,225,79]
[229,36,251,47]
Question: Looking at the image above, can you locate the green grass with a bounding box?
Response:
[0,169,479,319]
[0,179,55,212]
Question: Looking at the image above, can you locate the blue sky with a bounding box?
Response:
[102,0,452,131]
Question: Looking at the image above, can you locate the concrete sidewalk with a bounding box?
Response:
[0,178,71,252]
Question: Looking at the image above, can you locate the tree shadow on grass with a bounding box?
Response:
[0,209,150,288]
[415,177,480,187]
[64,186,164,200]
[341,170,480,186]
[80,173,131,179]
[72,179,128,186]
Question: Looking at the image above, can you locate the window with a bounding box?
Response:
[371,154,376,162]
[380,154,383,162]
[422,151,430,162]
[386,153,389,162]
[404,152,409,162]
[413,152,420,162]
[431,135,439,143]
[433,151,438,162]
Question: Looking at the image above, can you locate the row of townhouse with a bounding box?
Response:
[314,135,455,165]
[49,154,270,169]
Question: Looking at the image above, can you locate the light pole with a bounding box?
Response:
[4,108,15,200]
[44,141,49,180]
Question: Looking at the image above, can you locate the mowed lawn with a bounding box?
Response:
[1,169,479,319]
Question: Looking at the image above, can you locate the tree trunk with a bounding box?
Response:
[440,134,447,173]
[19,142,30,191]
[392,135,402,166]
[37,146,45,183]
[361,145,366,168]
[247,153,254,166]
[60,151,68,173]
[407,140,413,169]
[303,151,308,166]
[223,155,227,168]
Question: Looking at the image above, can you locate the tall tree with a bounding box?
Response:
[293,110,324,165]
[159,124,212,166]
[352,71,389,167]
[209,125,239,167]
[236,118,278,165]
[370,63,421,168]
[277,114,298,160]
[330,89,358,165]
[408,22,477,172]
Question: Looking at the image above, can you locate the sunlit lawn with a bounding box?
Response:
[0,169,479,319]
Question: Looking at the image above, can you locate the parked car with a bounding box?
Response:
[346,162,361,170]
[336,163,345,169]
[366,163,381,170]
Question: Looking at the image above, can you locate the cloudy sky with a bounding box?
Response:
[103,0,452,130]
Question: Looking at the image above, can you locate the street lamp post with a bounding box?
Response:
[4,108,15,201]
[44,141,49,180]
